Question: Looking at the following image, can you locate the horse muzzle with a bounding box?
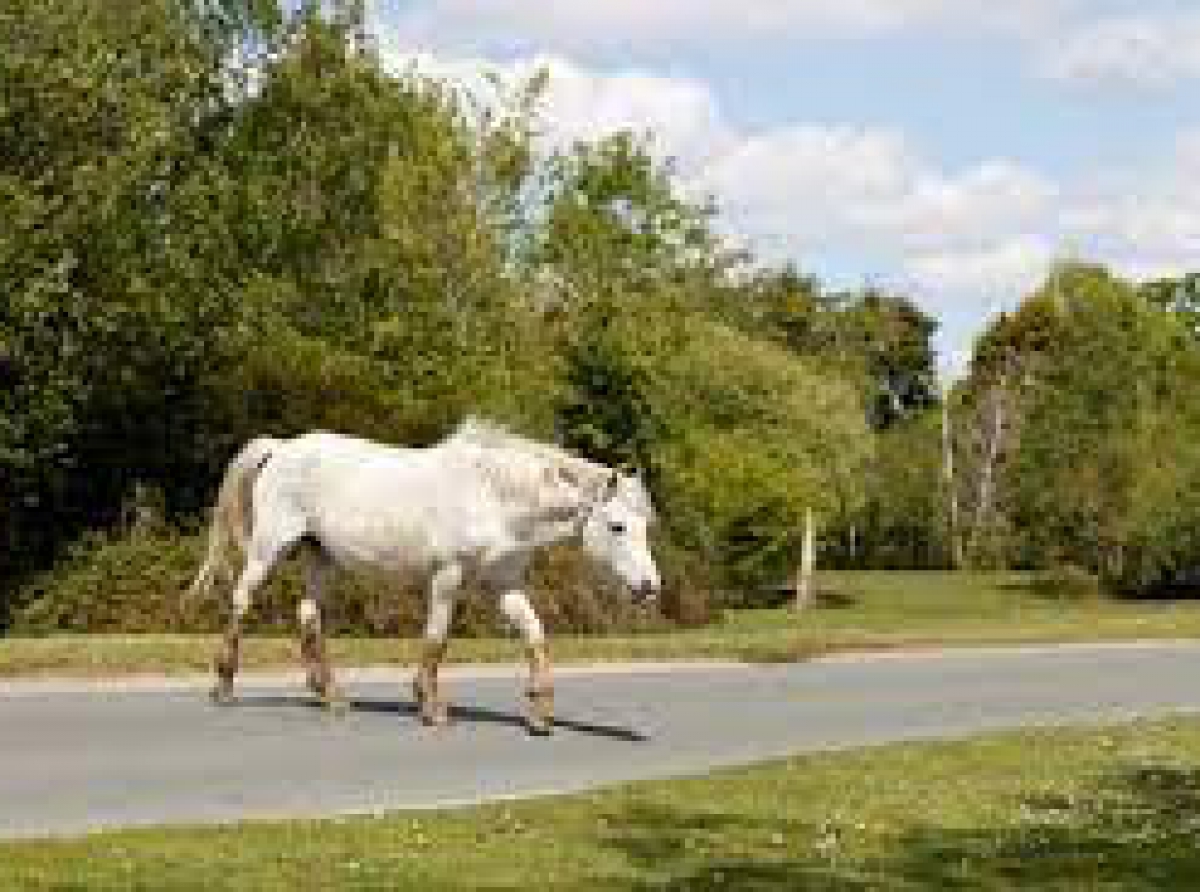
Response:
[632,578,660,607]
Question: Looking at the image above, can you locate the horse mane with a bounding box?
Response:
[445,417,543,453]
[443,417,614,513]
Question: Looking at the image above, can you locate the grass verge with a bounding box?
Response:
[3,572,1200,678]
[5,717,1200,888]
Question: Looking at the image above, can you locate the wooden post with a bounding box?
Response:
[794,508,816,611]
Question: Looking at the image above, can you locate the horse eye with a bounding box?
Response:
[609,522,627,535]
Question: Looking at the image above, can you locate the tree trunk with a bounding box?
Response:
[941,397,963,569]
[793,508,817,611]
[968,379,1007,562]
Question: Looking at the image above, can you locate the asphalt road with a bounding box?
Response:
[5,642,1200,840]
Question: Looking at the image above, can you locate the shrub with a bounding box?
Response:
[1032,563,1104,601]
[12,525,707,637]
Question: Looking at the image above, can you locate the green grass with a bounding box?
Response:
[7,717,1200,889]
[4,572,1200,678]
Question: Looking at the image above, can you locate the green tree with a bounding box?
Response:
[533,131,731,304]
[0,0,271,603]
[966,262,1200,590]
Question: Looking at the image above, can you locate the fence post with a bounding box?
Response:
[794,508,816,611]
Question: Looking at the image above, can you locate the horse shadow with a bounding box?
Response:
[223,692,651,742]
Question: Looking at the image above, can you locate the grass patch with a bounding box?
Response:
[7,717,1200,888]
[3,572,1200,678]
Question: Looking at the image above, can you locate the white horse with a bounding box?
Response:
[187,418,661,734]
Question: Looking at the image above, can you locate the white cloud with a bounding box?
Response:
[378,2,1200,97]
[1070,198,1200,260]
[862,163,1056,253]
[1172,128,1200,179]
[698,126,1065,355]
[698,125,918,245]
[1063,131,1200,279]
[520,57,733,166]
[1039,11,1200,88]
[383,51,733,170]
[376,43,1200,357]
[379,0,1075,56]
[696,124,1057,287]
[905,236,1055,300]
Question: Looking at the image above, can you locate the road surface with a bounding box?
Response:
[4,642,1200,839]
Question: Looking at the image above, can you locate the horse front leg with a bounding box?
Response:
[413,563,462,728]
[500,589,554,736]
[413,640,449,727]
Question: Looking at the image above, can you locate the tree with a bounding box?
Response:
[0,0,272,609]
[648,312,872,589]
[2,1,899,627]
[1141,273,1200,341]
[963,261,1200,589]
[532,131,732,305]
[829,291,940,430]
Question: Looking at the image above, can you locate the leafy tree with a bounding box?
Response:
[657,315,871,588]
[963,262,1200,590]
[0,0,917,627]
[829,291,939,430]
[532,131,732,304]
[0,0,268,603]
[1141,273,1200,342]
[844,412,947,569]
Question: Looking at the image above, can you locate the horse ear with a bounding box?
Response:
[553,464,583,490]
[604,471,621,498]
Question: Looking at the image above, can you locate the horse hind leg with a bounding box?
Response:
[210,556,272,705]
[299,544,345,714]
[210,522,301,705]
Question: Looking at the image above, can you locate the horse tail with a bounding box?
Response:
[182,437,281,617]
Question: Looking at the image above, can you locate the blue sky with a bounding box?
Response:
[372,1,1200,368]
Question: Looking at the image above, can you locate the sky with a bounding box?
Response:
[368,1,1200,368]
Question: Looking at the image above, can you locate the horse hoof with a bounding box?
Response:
[527,718,555,737]
[324,697,349,717]
[420,709,451,729]
[209,686,234,706]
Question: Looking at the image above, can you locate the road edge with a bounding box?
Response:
[4,639,1200,696]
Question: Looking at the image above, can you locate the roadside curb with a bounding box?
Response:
[5,640,1200,695]
[816,639,1200,664]
[0,660,750,697]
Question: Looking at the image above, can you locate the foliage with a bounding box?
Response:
[650,315,872,589]
[0,0,265,600]
[6,0,1200,633]
[16,571,1200,671]
[845,411,947,569]
[12,522,688,637]
[532,131,731,302]
[960,262,1200,591]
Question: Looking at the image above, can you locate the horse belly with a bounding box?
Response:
[315,511,437,577]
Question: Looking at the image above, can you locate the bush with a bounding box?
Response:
[1032,563,1104,601]
[12,524,709,637]
[563,309,872,594]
